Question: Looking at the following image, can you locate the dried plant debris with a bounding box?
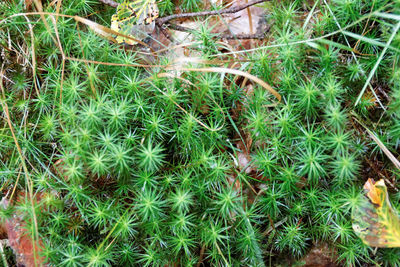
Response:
[352,179,400,248]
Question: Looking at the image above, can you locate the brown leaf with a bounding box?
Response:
[352,179,400,247]
[298,242,338,267]
[235,131,254,174]
[25,0,33,10]
[210,0,267,35]
[1,195,48,267]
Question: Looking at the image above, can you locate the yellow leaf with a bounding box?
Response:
[110,0,159,45]
[352,179,400,247]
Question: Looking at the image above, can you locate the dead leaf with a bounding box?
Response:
[235,130,254,174]
[25,0,33,10]
[1,195,48,267]
[210,0,270,49]
[74,16,151,49]
[212,0,266,36]
[352,178,400,247]
[297,242,338,267]
[237,152,252,173]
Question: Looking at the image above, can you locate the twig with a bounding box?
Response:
[157,0,267,25]
[98,0,269,40]
[168,23,193,33]
[98,0,267,24]
[196,244,205,267]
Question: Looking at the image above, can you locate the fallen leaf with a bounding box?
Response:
[212,1,266,36]
[1,195,48,267]
[110,0,159,45]
[297,242,338,267]
[235,129,254,174]
[25,0,33,10]
[352,178,400,247]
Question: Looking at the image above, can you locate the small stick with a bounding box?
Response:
[98,0,268,25]
[157,0,267,25]
[196,244,206,267]
[98,0,268,41]
[168,23,193,33]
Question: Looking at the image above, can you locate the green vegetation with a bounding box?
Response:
[0,0,400,266]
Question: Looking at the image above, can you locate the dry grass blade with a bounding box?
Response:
[366,129,400,170]
[0,12,73,26]
[65,56,160,67]
[47,14,67,106]
[353,115,400,170]
[73,16,118,43]
[0,70,40,267]
[77,23,97,97]
[9,166,22,202]
[246,0,254,34]
[55,0,62,22]
[169,57,250,65]
[32,0,62,53]
[157,72,199,89]
[22,15,39,96]
[166,66,281,101]
[73,16,154,51]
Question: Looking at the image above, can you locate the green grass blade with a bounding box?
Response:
[342,30,400,52]
[354,22,400,106]
[317,38,354,52]
[374,12,400,21]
